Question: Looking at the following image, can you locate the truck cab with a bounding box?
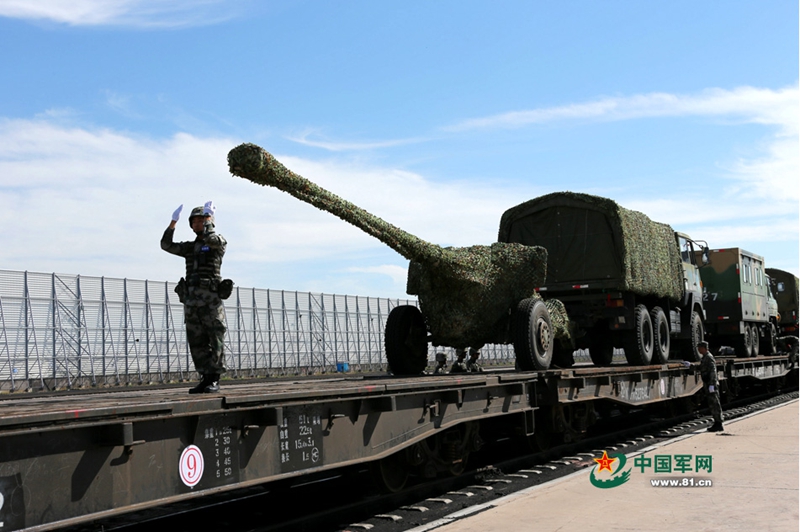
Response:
[676,232,707,315]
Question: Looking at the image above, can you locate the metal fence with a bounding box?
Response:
[0,269,515,392]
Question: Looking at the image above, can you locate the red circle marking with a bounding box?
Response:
[179,445,204,487]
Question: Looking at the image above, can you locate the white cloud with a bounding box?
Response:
[2,84,797,296]
[724,136,800,203]
[0,0,245,28]
[346,264,409,286]
[0,118,533,294]
[446,85,799,250]
[286,130,428,152]
[447,85,799,135]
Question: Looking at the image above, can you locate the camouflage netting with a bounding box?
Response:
[498,192,684,301]
[228,143,565,348]
[542,296,571,341]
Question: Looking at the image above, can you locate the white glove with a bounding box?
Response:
[708,385,715,393]
[682,361,691,367]
[203,200,216,216]
[171,204,183,222]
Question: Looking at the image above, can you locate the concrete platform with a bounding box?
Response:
[422,400,799,532]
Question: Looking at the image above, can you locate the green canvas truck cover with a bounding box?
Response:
[497,192,684,300]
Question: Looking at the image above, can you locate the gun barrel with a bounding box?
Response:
[228,143,447,265]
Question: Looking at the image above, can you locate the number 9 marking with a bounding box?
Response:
[179,445,205,487]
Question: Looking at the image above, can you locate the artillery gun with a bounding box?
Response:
[228,143,570,374]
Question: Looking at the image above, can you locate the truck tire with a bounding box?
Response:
[513,298,553,371]
[761,323,777,355]
[589,333,615,367]
[749,324,760,357]
[651,306,670,364]
[623,304,654,365]
[735,325,753,358]
[385,305,429,375]
[678,310,704,362]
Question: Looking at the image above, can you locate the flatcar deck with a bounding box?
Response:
[0,355,795,531]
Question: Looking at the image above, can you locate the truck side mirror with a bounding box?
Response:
[778,282,785,292]
[701,247,710,265]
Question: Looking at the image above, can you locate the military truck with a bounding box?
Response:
[699,248,775,356]
[498,192,709,366]
[766,268,799,336]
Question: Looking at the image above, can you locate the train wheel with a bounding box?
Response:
[651,306,670,364]
[749,324,760,357]
[589,333,615,366]
[623,304,654,365]
[385,305,429,375]
[370,452,409,493]
[761,323,778,355]
[679,310,704,362]
[513,298,553,371]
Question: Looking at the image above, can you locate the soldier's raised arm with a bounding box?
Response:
[161,204,186,255]
[200,200,226,250]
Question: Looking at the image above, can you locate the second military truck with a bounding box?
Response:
[699,248,777,356]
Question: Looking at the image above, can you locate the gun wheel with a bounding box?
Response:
[385,305,429,375]
[513,298,553,371]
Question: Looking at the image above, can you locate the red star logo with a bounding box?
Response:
[594,451,617,473]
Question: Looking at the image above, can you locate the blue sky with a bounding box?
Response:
[0,1,797,299]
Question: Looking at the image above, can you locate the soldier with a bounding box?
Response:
[432,352,448,375]
[161,202,227,393]
[466,347,483,373]
[449,348,468,373]
[698,341,724,432]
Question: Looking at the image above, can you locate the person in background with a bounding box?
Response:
[698,341,724,432]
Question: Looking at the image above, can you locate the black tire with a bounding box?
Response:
[735,325,753,358]
[623,304,654,365]
[761,323,777,355]
[651,306,671,364]
[749,324,760,357]
[589,332,615,367]
[679,310,704,362]
[385,305,429,375]
[513,298,553,371]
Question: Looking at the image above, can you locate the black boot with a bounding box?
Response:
[707,422,724,432]
[203,374,220,393]
[189,374,212,394]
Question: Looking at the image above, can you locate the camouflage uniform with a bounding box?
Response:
[432,353,448,375]
[466,347,483,373]
[161,218,227,377]
[700,349,723,427]
[449,349,468,374]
